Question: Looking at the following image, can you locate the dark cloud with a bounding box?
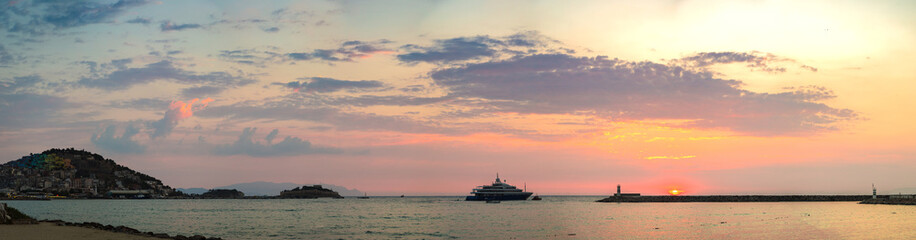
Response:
[286,39,392,63]
[430,54,856,135]
[273,77,384,93]
[106,98,170,111]
[399,84,426,93]
[126,17,151,25]
[159,21,202,32]
[329,95,452,108]
[218,48,284,67]
[0,75,73,130]
[0,44,23,66]
[42,0,148,28]
[90,124,146,154]
[194,93,575,141]
[0,75,42,93]
[0,92,70,129]
[504,31,556,47]
[396,31,559,64]
[212,127,339,157]
[218,41,391,66]
[197,102,447,134]
[800,65,818,72]
[673,51,817,73]
[397,36,499,63]
[2,0,150,35]
[80,58,133,75]
[78,60,255,90]
[181,86,225,98]
[265,128,279,144]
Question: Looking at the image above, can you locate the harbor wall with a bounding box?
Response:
[597,195,877,202]
[859,198,916,205]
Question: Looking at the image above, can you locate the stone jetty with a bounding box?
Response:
[859,197,916,205]
[597,195,877,202]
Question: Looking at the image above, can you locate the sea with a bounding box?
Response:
[4,196,916,239]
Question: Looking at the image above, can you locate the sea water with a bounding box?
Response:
[4,197,916,239]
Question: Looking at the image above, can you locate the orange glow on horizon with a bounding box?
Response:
[669,189,682,195]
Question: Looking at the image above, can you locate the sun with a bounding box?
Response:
[669,189,682,195]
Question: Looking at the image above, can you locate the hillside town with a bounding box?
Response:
[0,148,178,199]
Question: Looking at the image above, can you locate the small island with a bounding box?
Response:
[278,185,342,199]
[199,189,245,199]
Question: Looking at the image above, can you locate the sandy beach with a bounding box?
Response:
[0,222,162,240]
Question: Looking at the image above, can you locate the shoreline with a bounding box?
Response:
[0,222,164,240]
[1,203,222,239]
[0,220,224,240]
[35,219,223,240]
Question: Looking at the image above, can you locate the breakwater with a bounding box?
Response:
[596,195,878,202]
[859,198,916,205]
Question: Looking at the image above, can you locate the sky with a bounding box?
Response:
[1,0,915,195]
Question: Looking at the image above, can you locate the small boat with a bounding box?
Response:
[400,195,405,198]
[357,193,370,199]
[531,195,542,201]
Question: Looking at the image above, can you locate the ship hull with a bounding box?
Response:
[465,193,532,201]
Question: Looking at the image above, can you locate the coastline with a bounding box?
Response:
[2,203,222,240]
[0,203,222,240]
[0,220,223,240]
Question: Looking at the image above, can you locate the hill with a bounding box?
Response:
[0,148,179,198]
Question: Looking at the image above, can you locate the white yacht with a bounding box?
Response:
[466,174,532,201]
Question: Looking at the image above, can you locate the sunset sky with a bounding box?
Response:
[2,0,915,195]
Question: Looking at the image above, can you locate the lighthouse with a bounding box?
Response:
[872,184,877,199]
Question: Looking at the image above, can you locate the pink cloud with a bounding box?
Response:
[151,98,213,138]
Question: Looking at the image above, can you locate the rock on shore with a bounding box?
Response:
[39,220,223,240]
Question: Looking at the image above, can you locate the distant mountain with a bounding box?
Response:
[208,181,363,196]
[0,148,179,198]
[176,188,208,195]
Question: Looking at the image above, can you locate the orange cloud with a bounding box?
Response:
[168,97,213,120]
[151,98,213,138]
